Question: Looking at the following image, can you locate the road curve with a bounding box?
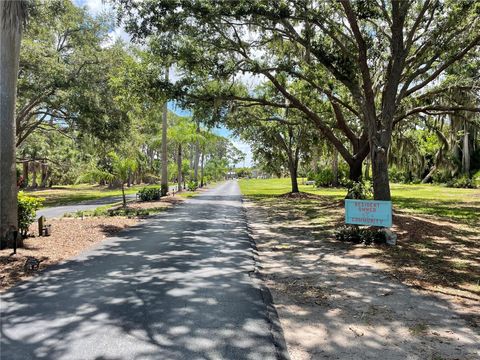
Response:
[1,181,282,360]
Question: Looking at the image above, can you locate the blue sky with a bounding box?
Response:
[168,102,252,167]
[74,0,253,167]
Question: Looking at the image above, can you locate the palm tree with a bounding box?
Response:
[160,66,169,196]
[78,153,138,209]
[0,1,27,248]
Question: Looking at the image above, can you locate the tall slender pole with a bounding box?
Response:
[161,66,169,196]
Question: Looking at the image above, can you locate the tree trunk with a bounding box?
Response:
[422,165,437,184]
[0,1,25,248]
[40,162,48,188]
[364,155,370,180]
[289,165,299,193]
[160,66,169,196]
[200,152,205,187]
[348,159,363,182]
[177,143,182,191]
[31,161,38,188]
[288,156,299,193]
[371,141,391,200]
[462,120,470,174]
[121,183,126,209]
[193,141,200,182]
[22,161,29,188]
[332,148,339,186]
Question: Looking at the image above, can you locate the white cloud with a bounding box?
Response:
[231,139,253,168]
[82,0,109,15]
[74,0,131,46]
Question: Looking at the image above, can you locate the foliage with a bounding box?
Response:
[335,225,387,246]
[138,186,161,201]
[345,180,372,200]
[18,192,43,236]
[313,169,335,188]
[447,175,476,189]
[235,167,252,178]
[187,180,198,191]
[474,170,480,188]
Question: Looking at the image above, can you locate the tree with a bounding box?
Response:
[15,0,117,147]
[116,0,480,200]
[0,0,27,248]
[169,115,198,190]
[229,87,316,192]
[79,152,137,208]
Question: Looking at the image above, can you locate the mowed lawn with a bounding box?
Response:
[25,184,145,207]
[239,178,480,226]
[239,178,480,299]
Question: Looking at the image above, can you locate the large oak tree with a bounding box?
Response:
[116,0,480,200]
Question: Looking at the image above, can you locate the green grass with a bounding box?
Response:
[177,191,199,198]
[240,178,480,298]
[239,178,480,225]
[25,184,146,207]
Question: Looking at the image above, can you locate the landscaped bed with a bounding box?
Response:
[0,191,197,291]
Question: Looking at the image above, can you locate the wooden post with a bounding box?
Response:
[38,216,46,236]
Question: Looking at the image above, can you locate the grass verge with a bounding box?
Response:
[239,178,480,300]
[25,184,145,207]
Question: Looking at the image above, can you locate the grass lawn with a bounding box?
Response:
[239,178,480,226]
[25,184,148,207]
[239,178,480,300]
[27,181,221,208]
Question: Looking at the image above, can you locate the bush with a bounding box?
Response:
[138,186,161,201]
[345,180,372,199]
[473,170,480,188]
[18,192,43,237]
[335,225,386,246]
[314,169,335,187]
[431,169,451,184]
[187,180,198,191]
[447,174,476,189]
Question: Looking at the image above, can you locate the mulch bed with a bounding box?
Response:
[0,217,139,291]
[0,193,191,292]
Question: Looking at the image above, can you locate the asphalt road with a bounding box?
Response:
[36,185,179,219]
[1,181,282,360]
[36,194,137,219]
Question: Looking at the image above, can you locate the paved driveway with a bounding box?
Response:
[1,181,283,360]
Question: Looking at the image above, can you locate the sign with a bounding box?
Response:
[345,199,392,227]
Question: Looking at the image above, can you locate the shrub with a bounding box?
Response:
[345,180,372,199]
[447,175,475,189]
[473,170,480,188]
[161,184,169,196]
[18,192,43,237]
[314,169,335,187]
[335,225,386,246]
[187,180,198,191]
[138,186,161,201]
[431,170,451,184]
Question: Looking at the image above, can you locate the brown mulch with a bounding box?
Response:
[0,217,139,291]
[0,193,194,292]
[110,194,185,212]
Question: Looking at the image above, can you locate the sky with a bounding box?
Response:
[73,0,254,166]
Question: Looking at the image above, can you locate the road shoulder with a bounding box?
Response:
[242,197,480,360]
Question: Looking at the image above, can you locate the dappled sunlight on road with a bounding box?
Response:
[1,182,280,360]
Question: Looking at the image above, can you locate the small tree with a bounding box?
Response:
[78,152,138,208]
